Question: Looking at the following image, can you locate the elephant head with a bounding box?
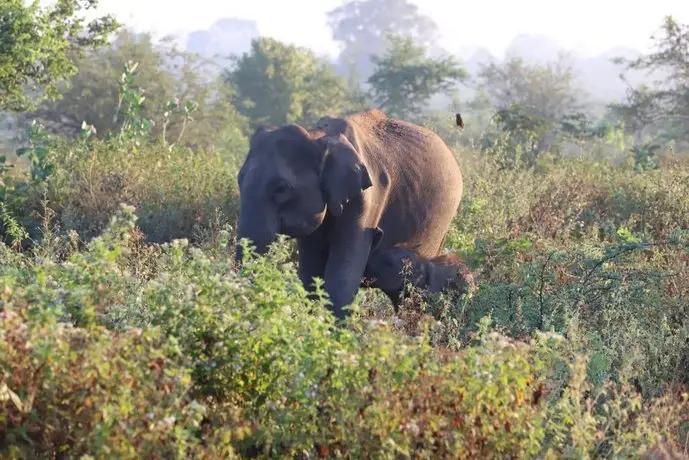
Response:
[425,252,476,295]
[235,124,373,263]
[315,115,347,134]
[366,245,476,297]
[366,246,428,294]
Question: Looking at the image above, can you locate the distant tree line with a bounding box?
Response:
[1,0,688,164]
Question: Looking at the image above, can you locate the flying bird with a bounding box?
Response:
[455,113,464,130]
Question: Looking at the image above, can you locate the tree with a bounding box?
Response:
[0,0,118,112]
[608,85,665,147]
[327,0,439,82]
[366,35,466,120]
[611,16,689,148]
[477,53,585,123]
[476,53,587,155]
[225,37,357,127]
[24,30,175,138]
[20,29,248,152]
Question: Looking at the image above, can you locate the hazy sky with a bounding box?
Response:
[73,0,689,58]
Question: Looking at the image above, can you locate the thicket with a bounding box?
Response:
[0,65,687,458]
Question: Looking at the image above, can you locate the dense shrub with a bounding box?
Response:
[47,137,242,243]
[1,64,689,457]
[1,133,242,246]
[0,307,225,458]
[1,205,687,457]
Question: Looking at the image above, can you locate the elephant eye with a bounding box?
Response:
[272,181,293,204]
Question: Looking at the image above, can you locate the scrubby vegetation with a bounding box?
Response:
[2,0,689,457]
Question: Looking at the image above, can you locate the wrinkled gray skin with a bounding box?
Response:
[235,109,463,318]
[365,227,476,310]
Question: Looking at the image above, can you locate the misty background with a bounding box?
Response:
[3,0,689,164]
[180,17,651,106]
[92,0,688,105]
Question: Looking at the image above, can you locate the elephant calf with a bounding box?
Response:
[365,228,476,310]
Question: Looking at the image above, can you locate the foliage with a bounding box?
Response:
[112,61,155,145]
[0,119,60,249]
[16,28,248,153]
[611,15,689,151]
[477,53,585,123]
[15,135,240,245]
[367,35,467,120]
[327,0,439,82]
[0,204,686,457]
[226,37,356,127]
[558,112,618,148]
[474,54,589,162]
[0,307,232,458]
[1,61,243,248]
[487,103,550,168]
[0,0,118,112]
[14,120,55,185]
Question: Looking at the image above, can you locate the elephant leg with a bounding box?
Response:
[296,228,328,296]
[391,293,405,313]
[380,289,403,313]
[323,228,375,319]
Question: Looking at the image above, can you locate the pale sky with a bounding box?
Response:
[62,0,689,58]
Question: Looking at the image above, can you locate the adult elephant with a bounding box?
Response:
[234,109,463,318]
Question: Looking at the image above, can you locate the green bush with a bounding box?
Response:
[0,133,241,246]
[1,60,246,248]
[1,59,689,458]
[1,205,686,457]
[0,306,222,458]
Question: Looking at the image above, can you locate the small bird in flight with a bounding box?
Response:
[455,113,464,130]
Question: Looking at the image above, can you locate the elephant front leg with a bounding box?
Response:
[296,229,328,295]
[323,229,375,319]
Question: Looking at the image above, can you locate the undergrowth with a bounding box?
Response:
[1,62,689,458]
[1,205,687,458]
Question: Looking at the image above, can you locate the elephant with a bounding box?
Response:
[364,227,476,310]
[234,108,464,319]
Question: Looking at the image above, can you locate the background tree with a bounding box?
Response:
[607,85,663,147]
[225,37,356,127]
[611,16,689,151]
[477,53,585,124]
[0,0,118,112]
[23,30,175,138]
[17,29,248,152]
[366,35,466,120]
[475,53,588,156]
[327,0,439,83]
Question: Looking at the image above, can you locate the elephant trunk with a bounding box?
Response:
[234,198,279,265]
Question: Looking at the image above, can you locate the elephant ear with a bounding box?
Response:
[319,134,373,217]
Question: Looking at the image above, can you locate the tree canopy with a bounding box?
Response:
[0,0,118,112]
[225,37,356,127]
[20,28,248,152]
[477,53,586,124]
[367,35,466,120]
[327,0,439,82]
[610,16,689,149]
